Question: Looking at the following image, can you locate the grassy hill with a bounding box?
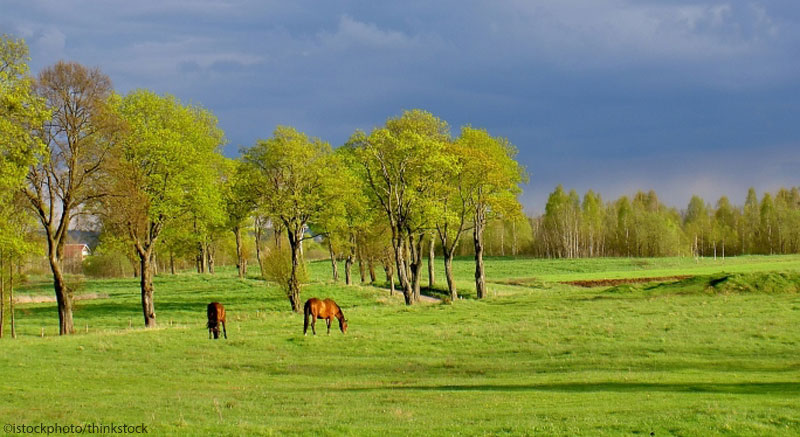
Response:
[2,256,799,435]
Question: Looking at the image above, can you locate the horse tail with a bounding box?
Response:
[207,303,217,329]
[303,300,311,334]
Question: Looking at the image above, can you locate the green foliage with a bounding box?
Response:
[0,35,49,187]
[101,88,225,277]
[222,158,257,230]
[261,243,309,291]
[352,110,453,231]
[242,126,332,231]
[113,89,224,228]
[82,252,132,278]
[0,35,47,193]
[529,185,800,259]
[456,126,527,222]
[0,35,48,256]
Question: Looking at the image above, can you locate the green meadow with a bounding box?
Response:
[2,256,800,436]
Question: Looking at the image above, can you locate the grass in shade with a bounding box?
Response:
[2,255,799,435]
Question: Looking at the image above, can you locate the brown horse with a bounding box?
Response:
[207,302,227,339]
[304,298,347,335]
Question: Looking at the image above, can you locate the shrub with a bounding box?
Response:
[83,252,132,278]
[261,243,309,292]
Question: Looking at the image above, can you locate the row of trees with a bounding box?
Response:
[0,36,49,338]
[0,34,244,333]
[532,185,800,258]
[0,35,527,334]
[236,110,527,309]
[8,32,797,336]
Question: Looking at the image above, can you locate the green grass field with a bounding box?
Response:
[2,256,799,436]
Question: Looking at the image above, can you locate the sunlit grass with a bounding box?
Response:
[2,256,799,435]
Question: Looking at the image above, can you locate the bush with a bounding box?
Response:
[83,252,132,278]
[261,244,309,292]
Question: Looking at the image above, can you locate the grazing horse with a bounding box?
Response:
[304,298,348,336]
[207,302,227,339]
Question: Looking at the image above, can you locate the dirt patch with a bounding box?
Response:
[417,295,441,303]
[13,292,110,304]
[563,276,692,288]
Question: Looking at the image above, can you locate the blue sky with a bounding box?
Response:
[3,0,799,212]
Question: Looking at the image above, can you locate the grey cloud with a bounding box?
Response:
[3,0,799,212]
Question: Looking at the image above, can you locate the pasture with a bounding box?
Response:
[1,256,799,436]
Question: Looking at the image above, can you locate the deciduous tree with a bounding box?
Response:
[103,89,224,327]
[458,127,525,298]
[242,126,332,312]
[349,110,451,304]
[24,61,118,335]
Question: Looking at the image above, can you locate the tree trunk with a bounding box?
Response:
[512,221,518,256]
[368,259,376,284]
[140,251,156,327]
[384,263,395,296]
[500,224,505,256]
[51,254,74,335]
[254,219,265,279]
[234,226,246,279]
[196,241,205,273]
[328,239,339,281]
[206,243,215,274]
[345,253,353,285]
[286,226,303,313]
[391,227,413,305]
[358,255,366,283]
[474,210,487,299]
[409,232,424,302]
[427,232,435,288]
[402,236,412,282]
[170,251,176,275]
[444,249,457,301]
[9,260,15,339]
[299,233,304,259]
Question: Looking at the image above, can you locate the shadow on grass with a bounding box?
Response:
[340,381,800,395]
[367,281,473,302]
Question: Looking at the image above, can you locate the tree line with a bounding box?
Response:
[4,34,799,337]
[527,185,800,259]
[0,35,526,335]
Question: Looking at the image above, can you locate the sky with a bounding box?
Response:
[3,0,799,213]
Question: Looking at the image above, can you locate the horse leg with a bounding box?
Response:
[311,316,317,335]
[304,312,309,336]
[222,321,227,339]
[326,318,331,335]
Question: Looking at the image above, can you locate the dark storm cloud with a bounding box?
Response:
[2,0,799,210]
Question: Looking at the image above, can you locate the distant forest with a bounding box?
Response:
[473,186,800,259]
